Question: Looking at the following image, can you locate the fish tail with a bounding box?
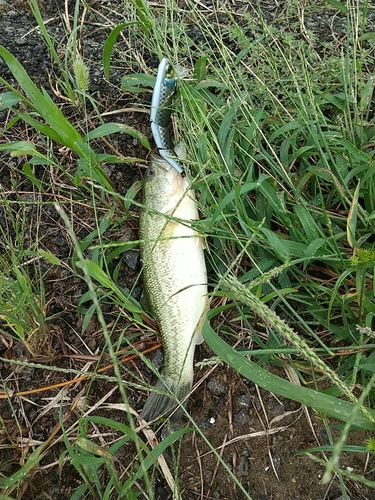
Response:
[140,375,192,423]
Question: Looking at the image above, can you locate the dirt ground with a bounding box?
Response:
[0,1,374,499]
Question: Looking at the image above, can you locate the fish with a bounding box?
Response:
[139,155,207,422]
[150,57,184,174]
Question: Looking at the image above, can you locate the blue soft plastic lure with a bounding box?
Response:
[150,58,184,174]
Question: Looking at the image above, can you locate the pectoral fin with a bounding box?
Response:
[194,296,209,345]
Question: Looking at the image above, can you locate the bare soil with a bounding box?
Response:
[0,1,374,500]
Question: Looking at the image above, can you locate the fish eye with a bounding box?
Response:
[145,169,155,180]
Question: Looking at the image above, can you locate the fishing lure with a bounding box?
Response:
[150,58,184,174]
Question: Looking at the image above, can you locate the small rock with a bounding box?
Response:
[272,454,281,471]
[16,38,28,46]
[151,349,163,370]
[103,164,114,175]
[53,237,67,248]
[199,410,217,429]
[203,469,213,482]
[266,398,284,419]
[199,420,210,429]
[124,250,139,270]
[234,409,250,425]
[207,377,228,396]
[131,284,142,301]
[236,454,249,477]
[237,394,251,408]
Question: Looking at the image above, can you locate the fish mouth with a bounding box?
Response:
[150,154,175,172]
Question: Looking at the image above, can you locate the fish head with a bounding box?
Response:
[143,155,187,215]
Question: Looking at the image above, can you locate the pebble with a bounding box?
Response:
[207,377,228,396]
[203,469,213,482]
[199,410,217,429]
[237,393,251,408]
[131,284,142,301]
[272,454,281,471]
[234,409,250,425]
[151,349,163,370]
[53,237,67,249]
[16,38,28,46]
[236,454,249,477]
[266,399,284,419]
[103,164,115,175]
[124,250,139,270]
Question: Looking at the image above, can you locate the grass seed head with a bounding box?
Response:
[73,58,90,93]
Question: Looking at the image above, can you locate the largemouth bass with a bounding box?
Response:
[139,155,207,422]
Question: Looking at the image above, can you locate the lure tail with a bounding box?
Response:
[140,374,192,423]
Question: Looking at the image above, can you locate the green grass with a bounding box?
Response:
[1,0,375,498]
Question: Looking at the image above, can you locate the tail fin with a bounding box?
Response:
[140,376,192,423]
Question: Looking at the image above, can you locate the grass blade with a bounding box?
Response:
[0,46,82,147]
[347,182,360,248]
[84,123,150,150]
[203,316,375,429]
[103,22,141,80]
